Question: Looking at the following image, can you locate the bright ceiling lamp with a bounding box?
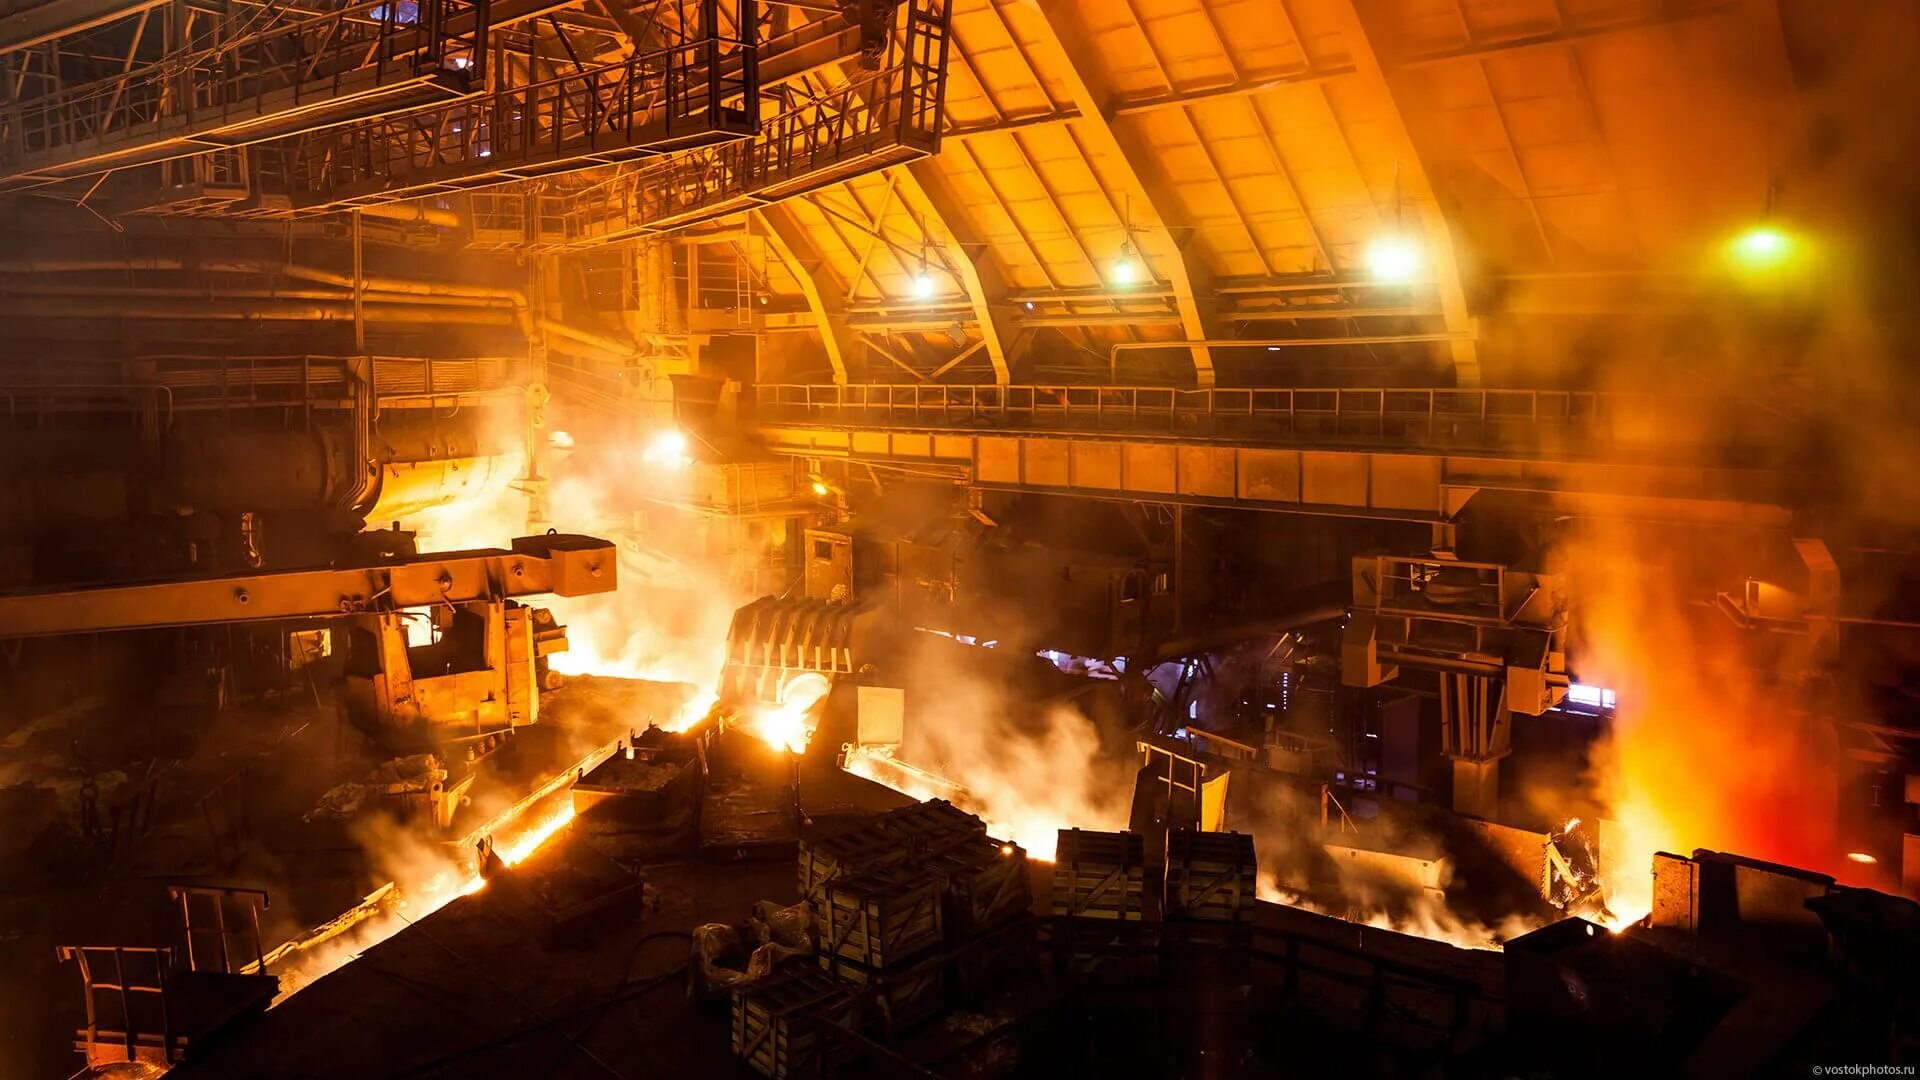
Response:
[1365,233,1424,283]
[1727,224,1796,272]
[912,262,938,300]
[1111,240,1140,286]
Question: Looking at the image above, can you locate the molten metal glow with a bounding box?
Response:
[493,803,577,867]
[842,743,1107,861]
[264,742,616,1001]
[641,428,692,470]
[1567,523,1870,923]
[740,675,830,753]
[745,697,814,753]
[1255,872,1544,952]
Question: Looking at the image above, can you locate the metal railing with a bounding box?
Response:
[753,382,1783,462]
[561,0,949,242]
[275,32,757,209]
[0,0,487,182]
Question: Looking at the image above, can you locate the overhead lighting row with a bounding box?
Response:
[891,221,1801,301]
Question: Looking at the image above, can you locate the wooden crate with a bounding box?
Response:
[812,867,943,971]
[731,966,857,1079]
[1164,830,1257,923]
[1051,829,1147,921]
[818,955,946,1036]
[797,822,909,899]
[1053,917,1163,980]
[955,922,1039,1002]
[924,837,1033,935]
[879,798,986,854]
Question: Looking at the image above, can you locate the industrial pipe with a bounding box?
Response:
[539,318,641,358]
[0,297,519,324]
[355,202,463,229]
[276,264,527,306]
[0,259,525,308]
[1224,307,1439,321]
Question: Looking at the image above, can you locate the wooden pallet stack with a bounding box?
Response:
[1164,830,1257,923]
[811,863,948,1040]
[1052,828,1156,979]
[813,866,944,971]
[731,966,858,1079]
[821,954,946,1035]
[879,798,986,855]
[923,836,1032,937]
[1051,829,1147,921]
[796,822,907,899]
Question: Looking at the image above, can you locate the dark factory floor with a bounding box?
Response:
[151,755,1508,1080]
[1,676,698,1079]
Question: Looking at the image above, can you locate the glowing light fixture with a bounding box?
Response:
[1728,224,1795,271]
[912,264,938,299]
[1846,851,1877,865]
[1365,233,1424,283]
[1111,240,1139,286]
[549,429,575,449]
[811,480,830,497]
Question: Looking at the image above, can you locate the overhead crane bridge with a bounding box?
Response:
[0,0,490,190]
[24,0,955,231]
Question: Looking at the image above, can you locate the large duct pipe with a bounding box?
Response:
[356,202,463,229]
[0,259,525,305]
[0,297,519,325]
[0,261,635,347]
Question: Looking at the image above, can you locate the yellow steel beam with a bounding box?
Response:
[757,203,860,383]
[1327,0,1480,385]
[790,24,1015,384]
[894,162,1014,384]
[0,534,616,638]
[1006,0,1217,387]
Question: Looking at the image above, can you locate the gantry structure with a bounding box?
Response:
[0,0,1820,524]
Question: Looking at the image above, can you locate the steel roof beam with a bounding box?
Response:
[0,0,163,55]
[1009,0,1216,387]
[758,203,860,383]
[893,163,1014,383]
[799,19,1014,384]
[1328,0,1480,385]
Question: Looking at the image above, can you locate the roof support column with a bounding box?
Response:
[814,38,1015,383]
[1327,0,1481,385]
[758,205,861,383]
[1012,0,1217,387]
[894,162,1015,383]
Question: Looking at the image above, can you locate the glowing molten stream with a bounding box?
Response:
[841,744,1085,861]
[739,673,831,753]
